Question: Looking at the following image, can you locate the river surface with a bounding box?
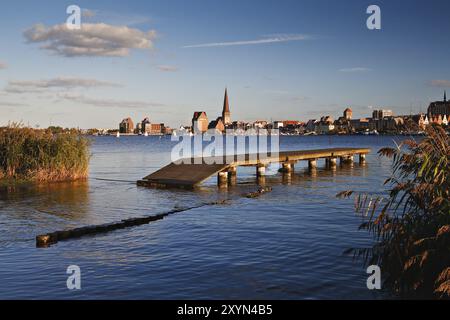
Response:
[0,135,406,299]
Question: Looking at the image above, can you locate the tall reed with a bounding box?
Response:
[338,125,450,298]
[0,124,90,183]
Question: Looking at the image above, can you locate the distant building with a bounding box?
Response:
[411,113,428,130]
[343,108,353,120]
[428,91,450,117]
[316,116,335,134]
[374,116,404,132]
[119,117,134,134]
[222,88,231,126]
[149,123,164,135]
[305,119,318,132]
[350,118,375,132]
[141,117,151,133]
[372,109,393,119]
[208,117,225,133]
[192,111,208,134]
[273,121,284,129]
[253,120,268,129]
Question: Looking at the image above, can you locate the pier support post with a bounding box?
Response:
[217,171,228,187]
[256,164,266,177]
[340,155,353,165]
[279,162,293,173]
[329,157,337,168]
[359,153,366,163]
[228,167,237,185]
[308,159,317,169]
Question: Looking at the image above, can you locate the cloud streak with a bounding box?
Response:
[24,23,157,57]
[183,34,310,48]
[157,65,179,72]
[0,101,29,107]
[339,67,371,73]
[5,77,122,94]
[60,93,164,109]
[430,80,450,88]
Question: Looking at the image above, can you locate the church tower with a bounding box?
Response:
[444,90,447,102]
[222,88,231,126]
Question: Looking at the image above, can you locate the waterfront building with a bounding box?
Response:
[273,121,284,129]
[149,123,164,135]
[119,117,134,134]
[135,122,142,134]
[305,119,318,132]
[192,111,208,134]
[141,117,151,134]
[343,108,353,120]
[428,91,450,117]
[372,109,394,119]
[253,120,268,129]
[208,117,225,133]
[350,118,376,132]
[411,113,428,130]
[315,116,335,134]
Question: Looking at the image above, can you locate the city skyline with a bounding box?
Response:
[1,0,450,128]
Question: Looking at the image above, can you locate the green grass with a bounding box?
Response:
[0,124,90,183]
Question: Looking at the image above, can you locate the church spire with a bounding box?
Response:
[223,88,230,113]
[222,88,231,125]
[444,90,447,102]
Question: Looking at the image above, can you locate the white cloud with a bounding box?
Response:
[5,77,121,94]
[24,23,157,57]
[157,65,179,72]
[183,34,310,48]
[339,67,371,73]
[59,93,164,109]
[430,80,450,88]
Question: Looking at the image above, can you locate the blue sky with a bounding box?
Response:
[0,0,449,128]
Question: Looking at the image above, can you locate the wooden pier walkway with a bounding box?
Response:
[137,147,370,188]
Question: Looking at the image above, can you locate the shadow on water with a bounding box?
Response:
[0,180,90,221]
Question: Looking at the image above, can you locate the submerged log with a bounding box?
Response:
[36,201,227,248]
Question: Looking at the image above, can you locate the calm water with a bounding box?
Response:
[0,135,404,299]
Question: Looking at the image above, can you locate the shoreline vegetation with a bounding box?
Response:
[339,125,450,299]
[0,124,90,185]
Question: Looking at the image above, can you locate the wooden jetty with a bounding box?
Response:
[137,147,371,188]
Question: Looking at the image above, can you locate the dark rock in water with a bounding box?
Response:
[244,186,273,198]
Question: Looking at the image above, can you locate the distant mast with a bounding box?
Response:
[222,88,231,126]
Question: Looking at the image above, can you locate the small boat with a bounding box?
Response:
[144,132,149,137]
[116,132,120,138]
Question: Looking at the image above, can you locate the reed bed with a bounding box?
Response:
[0,124,90,183]
[338,125,450,299]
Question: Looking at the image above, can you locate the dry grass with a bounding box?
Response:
[0,123,90,183]
[338,125,450,299]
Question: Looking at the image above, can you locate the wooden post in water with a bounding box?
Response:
[256,164,266,177]
[228,166,237,185]
[359,153,366,163]
[308,159,317,169]
[218,171,228,187]
[281,162,293,172]
[328,157,337,168]
[340,155,354,165]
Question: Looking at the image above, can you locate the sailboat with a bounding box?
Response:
[144,132,149,137]
[116,132,120,138]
